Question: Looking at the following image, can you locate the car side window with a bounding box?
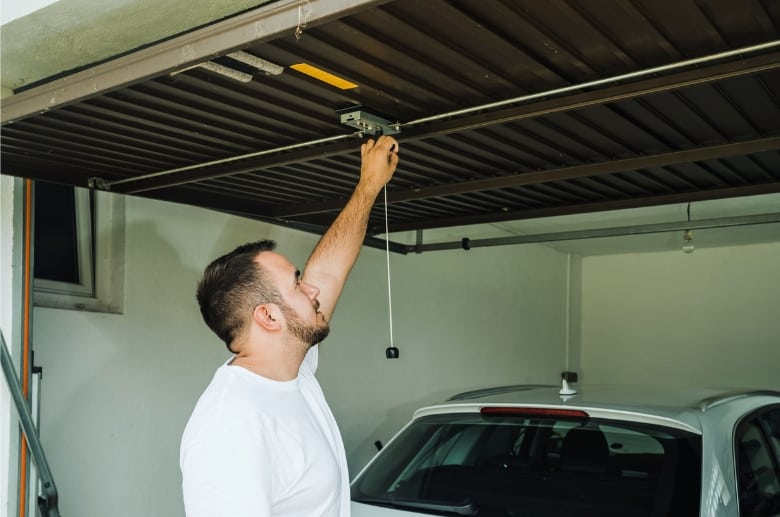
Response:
[761,409,780,464]
[737,408,780,516]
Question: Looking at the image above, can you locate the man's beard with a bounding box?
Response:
[282,304,330,347]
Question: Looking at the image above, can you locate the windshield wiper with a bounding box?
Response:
[353,497,478,516]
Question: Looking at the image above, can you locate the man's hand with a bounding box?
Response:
[358,135,399,195]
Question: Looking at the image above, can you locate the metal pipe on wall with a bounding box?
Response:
[403,213,780,253]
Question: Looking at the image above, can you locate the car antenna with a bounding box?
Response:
[559,378,577,396]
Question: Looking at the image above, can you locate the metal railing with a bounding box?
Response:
[1,330,61,517]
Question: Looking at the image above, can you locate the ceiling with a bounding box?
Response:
[2,0,780,254]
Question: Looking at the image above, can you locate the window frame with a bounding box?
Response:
[33,185,125,314]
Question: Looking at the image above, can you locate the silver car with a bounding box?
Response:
[351,383,780,516]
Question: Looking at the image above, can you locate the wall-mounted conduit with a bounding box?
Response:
[400,212,780,254]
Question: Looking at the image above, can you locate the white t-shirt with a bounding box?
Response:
[180,346,349,516]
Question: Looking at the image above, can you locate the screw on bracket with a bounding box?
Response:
[88,177,111,190]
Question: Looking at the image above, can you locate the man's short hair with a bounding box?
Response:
[196,240,282,351]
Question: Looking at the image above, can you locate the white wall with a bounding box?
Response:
[30,194,569,517]
[1,0,61,24]
[321,241,569,472]
[1,176,23,517]
[580,242,780,389]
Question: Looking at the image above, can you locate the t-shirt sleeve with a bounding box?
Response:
[301,344,319,375]
[181,412,274,516]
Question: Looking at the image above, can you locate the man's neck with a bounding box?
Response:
[230,354,299,381]
[229,337,307,381]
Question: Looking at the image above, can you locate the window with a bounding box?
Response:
[33,181,125,313]
[352,414,702,516]
[34,182,94,296]
[737,407,780,516]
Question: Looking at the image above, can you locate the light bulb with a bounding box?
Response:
[682,229,695,254]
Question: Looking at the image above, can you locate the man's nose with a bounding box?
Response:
[301,281,320,299]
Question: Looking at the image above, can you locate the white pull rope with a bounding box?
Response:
[383,186,395,350]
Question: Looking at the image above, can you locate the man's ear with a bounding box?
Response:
[253,303,283,331]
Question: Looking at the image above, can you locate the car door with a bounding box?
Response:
[735,406,780,516]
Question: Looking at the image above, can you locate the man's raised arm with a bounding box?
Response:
[302,135,399,321]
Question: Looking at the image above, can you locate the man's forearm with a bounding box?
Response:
[303,136,399,320]
[304,179,382,320]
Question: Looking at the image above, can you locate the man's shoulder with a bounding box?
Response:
[183,368,302,443]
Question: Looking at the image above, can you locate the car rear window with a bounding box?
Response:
[352,412,701,516]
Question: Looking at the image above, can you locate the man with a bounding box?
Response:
[180,135,399,516]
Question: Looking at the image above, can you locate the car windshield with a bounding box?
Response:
[352,412,702,516]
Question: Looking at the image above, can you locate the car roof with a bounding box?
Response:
[412,384,780,435]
